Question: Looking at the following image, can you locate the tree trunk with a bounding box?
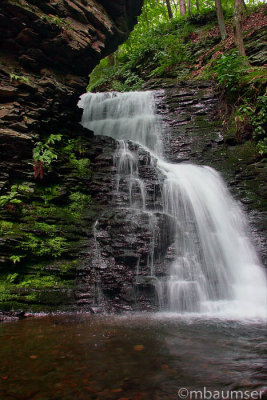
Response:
[233,0,247,58]
[242,0,248,13]
[166,0,173,19]
[179,0,186,16]
[215,0,227,40]
[187,0,191,15]
[196,0,200,12]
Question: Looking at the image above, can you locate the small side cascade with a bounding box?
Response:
[79,91,267,319]
[113,140,146,210]
[91,221,107,306]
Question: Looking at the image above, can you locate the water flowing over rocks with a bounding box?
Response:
[0,67,266,313]
[76,89,267,318]
[1,2,266,317]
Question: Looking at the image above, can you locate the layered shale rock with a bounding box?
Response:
[0,0,144,313]
[0,0,143,185]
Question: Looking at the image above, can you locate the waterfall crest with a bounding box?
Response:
[78,91,267,320]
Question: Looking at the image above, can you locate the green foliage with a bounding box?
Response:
[33,222,57,235]
[69,154,91,176]
[0,285,13,302]
[6,273,19,283]
[238,94,267,153]
[59,259,79,273]
[0,184,31,209]
[61,138,92,176]
[256,138,267,155]
[30,204,60,218]
[9,255,23,264]
[0,186,21,207]
[88,60,144,92]
[18,275,63,288]
[149,32,193,77]
[39,185,61,205]
[213,51,248,91]
[9,73,29,84]
[0,220,14,233]
[62,139,76,155]
[33,134,62,167]
[88,0,266,92]
[20,233,68,258]
[252,95,267,139]
[0,134,94,303]
[88,15,197,91]
[69,192,92,215]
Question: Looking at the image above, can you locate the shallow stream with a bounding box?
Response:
[1,314,266,399]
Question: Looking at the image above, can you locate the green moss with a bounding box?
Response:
[17,275,65,289]
[68,192,92,217]
[0,285,13,302]
[59,259,80,273]
[0,220,14,234]
[32,222,57,235]
[0,132,95,309]
[30,204,65,219]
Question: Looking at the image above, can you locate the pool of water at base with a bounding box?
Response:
[0,313,266,400]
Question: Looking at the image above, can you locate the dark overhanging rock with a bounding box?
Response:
[0,0,144,181]
[0,0,144,314]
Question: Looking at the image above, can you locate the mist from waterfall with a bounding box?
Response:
[78,91,267,320]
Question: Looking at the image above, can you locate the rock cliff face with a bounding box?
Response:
[0,0,145,313]
[0,0,143,186]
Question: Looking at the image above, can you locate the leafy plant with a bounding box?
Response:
[0,220,14,233]
[69,154,91,177]
[9,255,23,264]
[0,185,21,208]
[9,73,29,84]
[6,273,19,283]
[18,274,62,288]
[213,51,248,91]
[256,138,267,156]
[39,185,61,205]
[33,222,57,235]
[33,134,62,179]
[0,184,30,213]
[0,285,13,302]
[20,234,68,258]
[238,94,267,153]
[69,192,92,215]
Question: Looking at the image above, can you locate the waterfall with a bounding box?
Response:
[78,91,267,319]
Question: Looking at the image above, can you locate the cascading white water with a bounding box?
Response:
[158,161,267,318]
[79,92,162,155]
[114,140,146,209]
[78,91,267,320]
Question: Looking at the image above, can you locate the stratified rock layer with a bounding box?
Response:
[0,0,143,186]
[0,0,144,314]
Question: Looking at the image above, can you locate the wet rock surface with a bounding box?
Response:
[75,82,266,312]
[76,139,173,312]
[1,78,266,313]
[0,1,266,312]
